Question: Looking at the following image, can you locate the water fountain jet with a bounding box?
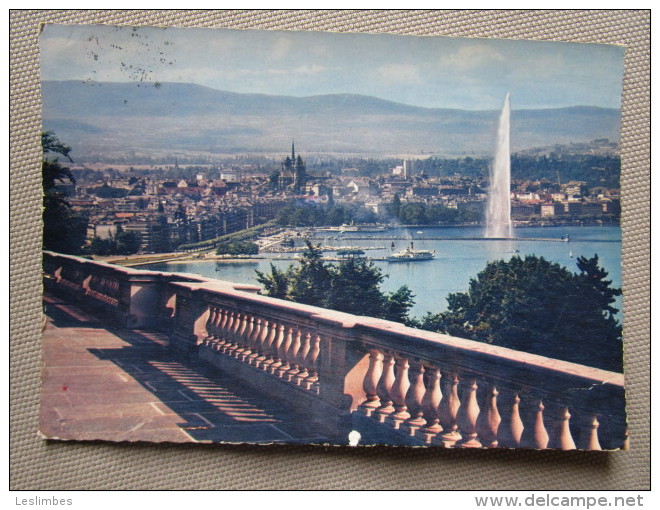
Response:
[485,93,513,239]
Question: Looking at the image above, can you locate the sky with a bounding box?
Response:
[39,23,625,111]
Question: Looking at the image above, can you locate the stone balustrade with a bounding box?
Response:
[42,251,626,448]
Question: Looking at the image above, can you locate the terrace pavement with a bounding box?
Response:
[39,293,331,445]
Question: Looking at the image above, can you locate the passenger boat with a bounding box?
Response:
[386,243,435,262]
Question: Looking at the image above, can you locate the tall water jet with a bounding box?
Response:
[485,93,513,238]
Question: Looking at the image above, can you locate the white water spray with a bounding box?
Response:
[485,93,513,238]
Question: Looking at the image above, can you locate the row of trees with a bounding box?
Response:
[88,227,142,256]
[215,240,259,256]
[274,197,481,228]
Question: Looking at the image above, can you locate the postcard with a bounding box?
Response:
[39,23,626,448]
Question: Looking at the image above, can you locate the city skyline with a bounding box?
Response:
[39,23,625,111]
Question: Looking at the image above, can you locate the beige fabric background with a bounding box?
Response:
[10,10,650,490]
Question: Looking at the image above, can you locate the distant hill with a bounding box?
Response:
[41,80,621,160]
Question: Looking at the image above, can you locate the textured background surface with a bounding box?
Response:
[10,10,650,490]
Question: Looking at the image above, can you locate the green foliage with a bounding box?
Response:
[89,228,142,256]
[255,241,415,325]
[511,153,620,189]
[419,254,623,372]
[216,241,259,256]
[42,132,87,254]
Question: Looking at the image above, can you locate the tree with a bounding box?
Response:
[287,241,332,307]
[41,131,87,254]
[256,241,416,325]
[419,255,623,372]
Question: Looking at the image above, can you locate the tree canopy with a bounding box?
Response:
[256,240,415,324]
[42,131,87,254]
[419,254,623,372]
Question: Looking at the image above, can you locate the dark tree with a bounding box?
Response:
[41,132,87,254]
[419,255,623,372]
[256,241,416,325]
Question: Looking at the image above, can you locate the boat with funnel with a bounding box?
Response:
[387,243,435,262]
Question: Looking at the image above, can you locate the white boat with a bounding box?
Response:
[387,243,435,262]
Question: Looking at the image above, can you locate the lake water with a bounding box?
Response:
[146,225,622,320]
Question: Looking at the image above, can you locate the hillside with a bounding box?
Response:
[41,81,621,160]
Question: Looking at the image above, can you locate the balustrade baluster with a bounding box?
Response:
[403,363,427,436]
[261,320,279,370]
[439,373,462,446]
[236,315,254,361]
[586,416,602,451]
[533,400,550,449]
[210,307,224,345]
[375,353,396,422]
[203,306,217,346]
[477,386,501,448]
[246,318,263,365]
[218,310,231,351]
[302,333,321,393]
[268,324,286,374]
[389,357,411,428]
[419,367,443,443]
[276,326,294,377]
[227,312,244,356]
[556,407,576,450]
[509,393,524,447]
[285,328,302,381]
[219,311,235,353]
[359,350,383,416]
[254,319,272,368]
[293,332,311,385]
[457,379,482,448]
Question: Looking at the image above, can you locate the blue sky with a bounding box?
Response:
[39,23,625,111]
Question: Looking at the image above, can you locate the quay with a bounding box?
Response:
[40,250,627,448]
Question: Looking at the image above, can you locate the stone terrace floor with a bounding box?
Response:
[39,294,331,445]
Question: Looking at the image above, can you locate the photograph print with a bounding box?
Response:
[39,23,626,448]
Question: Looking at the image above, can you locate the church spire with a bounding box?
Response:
[291,139,295,161]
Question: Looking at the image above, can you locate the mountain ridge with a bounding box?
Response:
[41,80,621,158]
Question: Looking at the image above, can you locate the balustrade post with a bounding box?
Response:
[586,416,602,451]
[220,311,235,353]
[302,333,321,392]
[203,306,218,346]
[457,379,482,448]
[419,367,443,443]
[268,324,286,374]
[261,321,279,371]
[438,373,462,446]
[477,386,501,448]
[556,407,577,450]
[358,350,383,417]
[254,319,272,368]
[389,357,411,428]
[509,393,525,447]
[533,400,550,449]
[293,332,311,385]
[236,315,254,361]
[285,328,302,381]
[276,326,294,377]
[213,309,229,350]
[375,353,396,422]
[403,363,427,436]
[246,317,263,365]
